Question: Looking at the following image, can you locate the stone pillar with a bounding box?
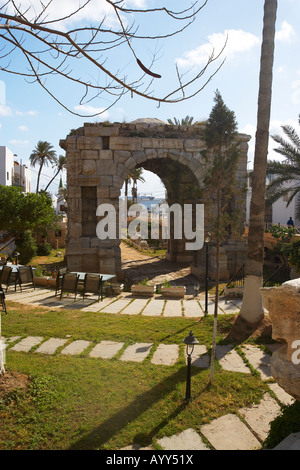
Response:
[260,279,300,401]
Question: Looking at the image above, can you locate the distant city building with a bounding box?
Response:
[56,176,67,215]
[0,146,31,192]
[246,171,300,227]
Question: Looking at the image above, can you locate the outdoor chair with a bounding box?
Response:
[0,266,14,292]
[18,266,35,291]
[82,274,103,301]
[60,273,79,300]
[0,284,7,314]
[0,259,7,266]
[55,266,68,296]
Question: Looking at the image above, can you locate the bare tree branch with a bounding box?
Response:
[0,0,225,117]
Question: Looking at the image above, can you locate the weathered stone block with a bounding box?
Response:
[96,159,117,176]
[80,150,99,160]
[99,150,113,160]
[81,160,97,176]
[184,139,205,152]
[77,136,103,150]
[84,125,119,137]
[97,187,110,198]
[110,137,142,151]
[260,279,300,401]
[100,176,113,186]
[113,150,132,163]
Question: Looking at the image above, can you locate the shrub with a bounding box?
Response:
[16,230,37,265]
[36,242,52,256]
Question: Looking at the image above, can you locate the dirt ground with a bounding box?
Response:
[0,371,30,397]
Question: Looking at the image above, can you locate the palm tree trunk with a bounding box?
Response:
[45,169,59,191]
[36,163,43,193]
[240,0,277,324]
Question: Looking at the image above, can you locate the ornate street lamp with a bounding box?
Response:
[183,331,199,401]
[204,232,211,315]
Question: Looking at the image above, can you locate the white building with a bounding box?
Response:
[0,146,31,192]
[246,171,300,228]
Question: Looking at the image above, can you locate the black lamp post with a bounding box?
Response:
[204,233,211,315]
[183,331,199,401]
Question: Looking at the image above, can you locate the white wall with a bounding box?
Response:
[0,146,14,187]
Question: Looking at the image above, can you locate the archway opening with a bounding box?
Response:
[119,158,204,288]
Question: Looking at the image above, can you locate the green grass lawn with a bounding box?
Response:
[0,301,272,450]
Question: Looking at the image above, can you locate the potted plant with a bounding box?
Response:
[223,283,244,297]
[131,277,156,296]
[161,280,186,298]
[33,265,50,286]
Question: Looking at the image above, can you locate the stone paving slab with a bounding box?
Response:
[10,336,44,352]
[242,344,272,380]
[120,298,149,315]
[60,340,91,355]
[88,340,124,359]
[163,300,183,317]
[81,297,116,312]
[9,291,56,303]
[3,336,21,343]
[201,413,261,450]
[151,344,179,366]
[120,343,153,362]
[100,299,132,314]
[142,299,165,316]
[188,344,210,368]
[182,300,204,317]
[35,338,68,355]
[216,345,251,374]
[157,429,209,451]
[5,288,52,299]
[198,299,223,315]
[268,383,296,406]
[238,393,282,442]
[217,299,241,314]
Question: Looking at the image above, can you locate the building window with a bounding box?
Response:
[7,172,9,181]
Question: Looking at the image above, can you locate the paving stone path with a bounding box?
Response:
[2,286,297,450]
[4,286,242,317]
[3,329,295,451]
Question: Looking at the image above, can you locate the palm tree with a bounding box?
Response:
[239,0,278,325]
[44,155,67,192]
[125,167,145,202]
[30,141,57,193]
[167,115,194,125]
[266,116,300,218]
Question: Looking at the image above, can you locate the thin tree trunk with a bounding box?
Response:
[210,186,220,383]
[45,169,59,191]
[0,314,5,375]
[240,0,277,324]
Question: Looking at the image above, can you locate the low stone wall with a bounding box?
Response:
[260,279,300,401]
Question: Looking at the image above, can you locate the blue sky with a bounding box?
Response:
[0,0,299,198]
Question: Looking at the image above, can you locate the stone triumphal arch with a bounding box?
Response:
[60,118,251,281]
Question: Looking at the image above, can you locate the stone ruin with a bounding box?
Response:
[60,118,251,281]
[260,279,300,401]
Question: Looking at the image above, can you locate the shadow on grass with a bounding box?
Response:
[68,366,205,450]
